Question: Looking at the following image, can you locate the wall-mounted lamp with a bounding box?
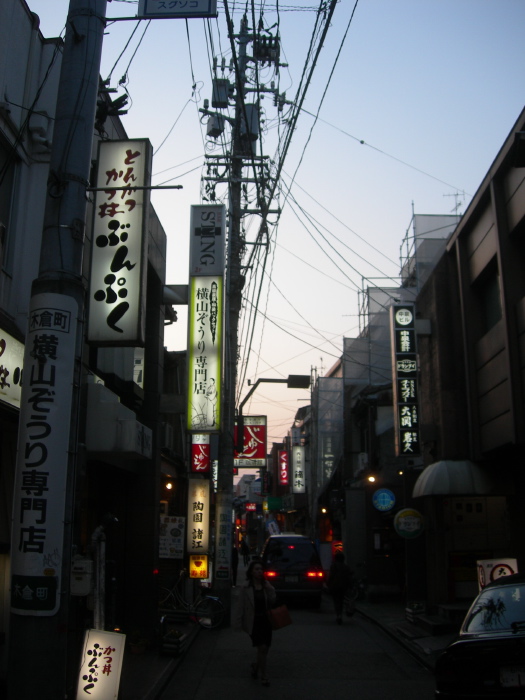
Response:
[165,482,173,490]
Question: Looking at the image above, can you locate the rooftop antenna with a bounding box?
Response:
[443,191,464,217]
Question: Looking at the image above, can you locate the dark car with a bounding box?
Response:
[260,534,324,606]
[435,573,525,699]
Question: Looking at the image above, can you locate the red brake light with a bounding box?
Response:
[264,570,277,578]
[307,571,324,578]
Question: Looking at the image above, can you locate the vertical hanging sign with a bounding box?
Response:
[88,139,152,346]
[390,303,421,456]
[11,293,78,615]
[234,416,267,466]
[292,445,306,494]
[278,450,289,485]
[187,479,210,553]
[191,434,211,473]
[187,205,225,432]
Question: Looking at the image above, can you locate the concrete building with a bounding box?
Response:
[0,1,177,691]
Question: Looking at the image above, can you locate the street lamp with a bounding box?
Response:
[236,374,311,451]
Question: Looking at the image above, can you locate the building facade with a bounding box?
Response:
[0,2,174,691]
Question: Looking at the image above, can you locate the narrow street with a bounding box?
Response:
[158,592,435,700]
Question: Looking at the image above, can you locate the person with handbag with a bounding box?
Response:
[233,558,276,686]
[327,551,354,624]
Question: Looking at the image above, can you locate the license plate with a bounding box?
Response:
[286,575,298,583]
[500,666,525,687]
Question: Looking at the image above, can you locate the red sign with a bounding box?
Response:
[245,503,257,512]
[191,434,210,473]
[234,416,267,466]
[278,450,289,485]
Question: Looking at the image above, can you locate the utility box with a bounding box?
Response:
[71,556,93,596]
[207,115,225,138]
[212,78,230,108]
[240,103,259,141]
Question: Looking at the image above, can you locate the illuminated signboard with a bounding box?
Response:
[234,416,267,466]
[292,445,306,494]
[390,303,421,457]
[88,139,152,345]
[187,479,210,554]
[76,629,125,699]
[186,276,223,431]
[138,0,217,19]
[0,329,24,409]
[278,450,289,485]
[189,554,209,579]
[191,433,211,473]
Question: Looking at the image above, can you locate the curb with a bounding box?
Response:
[354,607,436,672]
[144,624,201,700]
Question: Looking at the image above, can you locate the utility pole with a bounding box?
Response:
[203,12,282,615]
[7,1,107,698]
[212,13,249,616]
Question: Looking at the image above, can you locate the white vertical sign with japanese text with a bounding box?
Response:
[11,293,78,615]
[187,479,210,553]
[215,493,232,580]
[88,139,152,345]
[76,629,125,699]
[187,276,223,431]
[292,445,306,494]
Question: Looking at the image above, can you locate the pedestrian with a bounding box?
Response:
[327,551,354,624]
[240,537,250,565]
[233,558,276,686]
[232,543,239,587]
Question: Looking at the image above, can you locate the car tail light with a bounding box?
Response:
[264,570,278,578]
[306,571,324,578]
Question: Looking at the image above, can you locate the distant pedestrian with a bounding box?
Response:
[240,538,250,565]
[233,558,276,686]
[327,551,354,624]
[232,544,239,587]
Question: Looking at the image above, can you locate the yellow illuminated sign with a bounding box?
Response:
[189,554,209,579]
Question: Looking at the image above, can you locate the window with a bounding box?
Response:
[474,260,502,335]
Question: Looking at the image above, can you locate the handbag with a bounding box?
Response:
[268,604,292,630]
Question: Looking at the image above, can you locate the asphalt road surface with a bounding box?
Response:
[158,593,436,700]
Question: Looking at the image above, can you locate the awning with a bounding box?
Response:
[412,459,495,497]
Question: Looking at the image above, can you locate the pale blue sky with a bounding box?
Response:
[26,0,525,441]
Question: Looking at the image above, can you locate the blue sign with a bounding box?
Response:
[372,488,396,512]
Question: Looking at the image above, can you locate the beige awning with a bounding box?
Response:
[412,459,495,497]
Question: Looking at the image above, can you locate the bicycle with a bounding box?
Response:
[158,569,226,629]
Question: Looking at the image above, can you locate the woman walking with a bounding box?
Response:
[234,558,276,686]
[327,551,354,624]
